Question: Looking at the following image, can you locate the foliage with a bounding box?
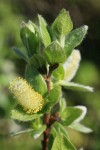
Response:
[9,8,93,150]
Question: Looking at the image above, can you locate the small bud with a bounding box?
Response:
[9,77,44,114]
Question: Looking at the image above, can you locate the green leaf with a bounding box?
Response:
[59,98,67,114]
[47,85,62,105]
[29,53,47,73]
[10,128,34,136]
[60,81,93,92]
[52,64,65,80]
[12,47,29,62]
[11,105,40,122]
[38,15,51,47]
[69,123,92,133]
[20,21,39,57]
[25,65,47,96]
[51,133,76,150]
[51,8,73,36]
[63,50,81,82]
[53,122,69,139]
[41,85,62,113]
[64,25,88,57]
[44,41,66,64]
[48,122,69,150]
[32,125,46,139]
[60,106,87,126]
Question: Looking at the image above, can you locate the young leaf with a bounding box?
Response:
[51,9,73,36]
[20,21,39,57]
[64,25,88,57]
[44,41,66,64]
[11,105,40,122]
[63,50,81,82]
[25,65,47,95]
[60,106,87,126]
[52,64,65,80]
[60,81,93,92]
[51,133,76,150]
[38,15,51,47]
[12,47,29,62]
[69,123,92,133]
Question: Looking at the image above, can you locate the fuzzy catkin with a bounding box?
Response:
[9,77,44,114]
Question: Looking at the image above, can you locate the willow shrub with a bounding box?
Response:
[9,9,93,150]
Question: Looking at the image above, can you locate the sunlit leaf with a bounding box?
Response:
[38,15,51,47]
[63,50,81,82]
[51,8,73,36]
[11,105,40,122]
[51,133,76,150]
[44,41,66,64]
[69,123,93,133]
[32,125,46,139]
[60,106,87,126]
[65,25,88,57]
[60,81,93,92]
[52,64,65,80]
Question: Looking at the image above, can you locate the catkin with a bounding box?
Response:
[9,77,44,114]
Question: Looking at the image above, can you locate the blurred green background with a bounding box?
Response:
[0,0,100,150]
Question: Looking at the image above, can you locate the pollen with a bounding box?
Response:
[9,77,44,114]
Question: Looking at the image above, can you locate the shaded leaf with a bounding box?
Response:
[20,21,39,57]
[65,25,88,57]
[12,47,28,62]
[29,53,46,73]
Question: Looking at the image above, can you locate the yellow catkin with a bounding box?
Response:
[9,77,44,114]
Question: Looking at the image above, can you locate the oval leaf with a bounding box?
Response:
[38,15,51,47]
[25,65,47,96]
[65,25,88,57]
[52,64,65,80]
[69,123,93,133]
[51,9,73,36]
[44,41,66,64]
[60,106,87,126]
[63,50,81,82]
[20,21,39,57]
[51,133,76,150]
[11,105,40,122]
[60,81,93,92]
